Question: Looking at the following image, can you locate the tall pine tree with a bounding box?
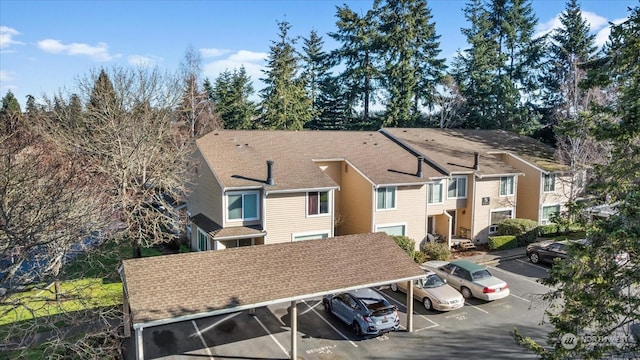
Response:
[209,67,256,129]
[259,20,312,130]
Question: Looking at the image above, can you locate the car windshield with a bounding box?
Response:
[471,269,492,280]
[422,274,446,288]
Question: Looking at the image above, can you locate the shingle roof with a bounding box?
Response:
[195,130,444,191]
[121,232,426,327]
[381,128,568,174]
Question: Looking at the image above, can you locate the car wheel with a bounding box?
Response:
[323,301,331,313]
[390,283,398,292]
[461,286,472,299]
[423,297,432,310]
[352,321,362,336]
[530,252,540,264]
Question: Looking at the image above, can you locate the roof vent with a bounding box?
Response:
[474,152,480,171]
[417,156,424,178]
[266,160,275,185]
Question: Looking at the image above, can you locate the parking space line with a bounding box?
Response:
[487,265,551,288]
[515,258,550,272]
[464,302,489,313]
[302,300,358,347]
[375,290,439,328]
[190,320,215,359]
[252,315,290,356]
[299,300,320,316]
[192,312,241,336]
[509,293,531,303]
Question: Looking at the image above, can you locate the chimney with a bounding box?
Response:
[266,160,275,185]
[474,152,480,171]
[417,156,424,178]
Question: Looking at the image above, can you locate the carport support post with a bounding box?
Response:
[406,280,414,332]
[290,300,297,360]
[135,327,144,360]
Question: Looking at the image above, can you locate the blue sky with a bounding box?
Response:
[0,0,635,107]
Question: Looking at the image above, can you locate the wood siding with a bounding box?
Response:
[472,177,517,243]
[264,192,333,244]
[374,185,427,249]
[337,162,373,235]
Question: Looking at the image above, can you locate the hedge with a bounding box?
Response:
[423,242,451,261]
[488,235,518,250]
[497,218,539,236]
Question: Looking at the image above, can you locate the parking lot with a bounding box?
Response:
[131,258,556,359]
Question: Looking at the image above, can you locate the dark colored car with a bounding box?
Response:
[527,239,630,266]
[323,288,400,336]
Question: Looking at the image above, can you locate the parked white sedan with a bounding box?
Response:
[423,259,509,301]
[390,269,464,311]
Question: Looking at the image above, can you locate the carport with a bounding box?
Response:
[120,232,426,360]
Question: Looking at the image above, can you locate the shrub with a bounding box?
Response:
[391,235,425,264]
[488,235,518,250]
[497,218,539,236]
[413,251,427,264]
[536,224,558,237]
[423,242,451,261]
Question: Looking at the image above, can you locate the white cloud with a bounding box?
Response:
[127,54,163,67]
[594,17,627,48]
[0,26,24,49]
[200,48,232,58]
[0,70,13,82]
[37,39,119,61]
[202,50,268,91]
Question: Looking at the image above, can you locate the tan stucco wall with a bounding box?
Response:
[505,154,541,221]
[264,192,333,244]
[374,185,427,249]
[336,162,373,235]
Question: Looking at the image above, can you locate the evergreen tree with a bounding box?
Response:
[301,29,331,128]
[210,67,256,129]
[515,6,640,359]
[1,90,22,134]
[259,20,313,130]
[330,4,382,124]
[377,0,445,127]
[452,0,500,129]
[87,69,119,118]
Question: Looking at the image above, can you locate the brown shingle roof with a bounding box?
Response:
[121,232,425,327]
[382,128,568,174]
[190,213,264,239]
[195,130,443,190]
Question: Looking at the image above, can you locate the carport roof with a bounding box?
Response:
[120,232,426,329]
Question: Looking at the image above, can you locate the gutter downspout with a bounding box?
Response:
[262,187,267,243]
[471,174,477,244]
[371,185,376,232]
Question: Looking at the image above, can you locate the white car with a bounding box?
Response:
[423,260,509,301]
[390,269,464,311]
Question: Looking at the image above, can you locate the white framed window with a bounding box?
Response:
[307,191,329,216]
[376,223,406,236]
[447,176,467,199]
[489,208,513,234]
[541,204,560,224]
[500,176,514,196]
[197,228,209,251]
[543,174,556,192]
[293,231,330,241]
[227,190,259,221]
[428,181,443,204]
[376,187,396,210]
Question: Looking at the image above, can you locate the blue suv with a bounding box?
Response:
[323,288,400,336]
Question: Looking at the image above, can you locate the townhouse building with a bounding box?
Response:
[187,129,575,251]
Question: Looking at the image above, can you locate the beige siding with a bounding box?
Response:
[374,185,427,249]
[471,177,517,243]
[337,162,373,235]
[505,154,541,221]
[316,161,343,231]
[539,173,573,221]
[264,192,333,244]
[187,149,224,247]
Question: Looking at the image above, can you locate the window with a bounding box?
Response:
[197,229,209,251]
[307,191,329,216]
[376,187,396,210]
[428,182,443,204]
[489,209,513,234]
[447,177,467,198]
[500,176,514,196]
[293,232,329,241]
[227,191,259,221]
[376,224,405,236]
[219,238,254,249]
[542,204,560,223]
[543,174,556,192]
